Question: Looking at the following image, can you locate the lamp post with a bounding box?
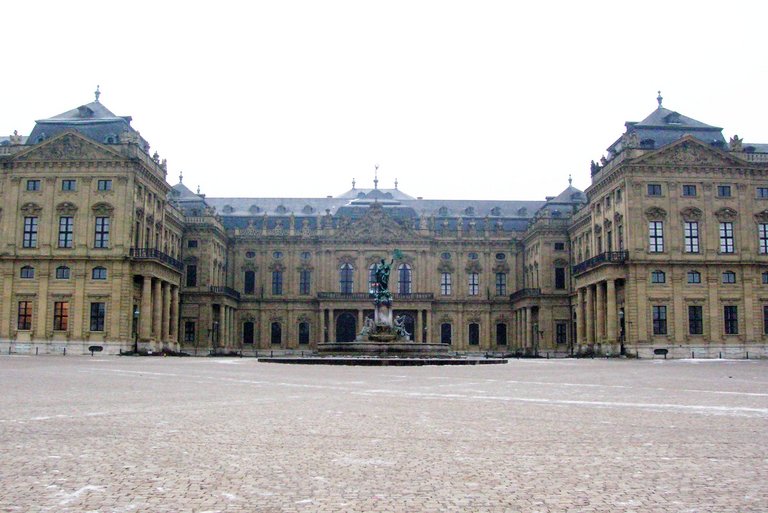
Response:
[133,306,140,354]
[618,309,626,356]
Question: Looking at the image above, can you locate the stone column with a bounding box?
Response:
[329,309,335,342]
[606,280,617,343]
[170,286,179,344]
[524,307,531,348]
[140,275,152,340]
[162,282,171,344]
[424,309,431,343]
[585,285,594,344]
[152,278,162,342]
[415,312,422,343]
[576,288,585,346]
[596,281,606,343]
[357,310,364,337]
[221,306,228,347]
[320,308,326,343]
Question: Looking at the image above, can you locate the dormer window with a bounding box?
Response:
[248,205,261,214]
[302,205,314,214]
[275,205,287,214]
[664,112,681,124]
[517,207,527,216]
[640,139,656,149]
[438,206,448,216]
[490,207,501,216]
[464,206,475,216]
[222,205,234,214]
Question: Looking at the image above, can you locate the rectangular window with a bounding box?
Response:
[495,272,507,296]
[554,242,565,251]
[244,271,256,294]
[618,225,624,251]
[649,221,664,253]
[719,222,734,253]
[724,305,738,335]
[58,216,74,248]
[26,179,41,191]
[468,272,479,296]
[555,267,566,289]
[23,216,38,248]
[272,270,283,295]
[89,302,106,331]
[61,179,76,191]
[53,301,69,331]
[299,269,311,295]
[682,184,697,197]
[97,179,112,191]
[187,240,198,248]
[17,301,32,330]
[94,217,110,248]
[440,272,452,295]
[607,230,613,252]
[185,265,197,287]
[717,185,732,197]
[440,323,452,344]
[184,321,196,342]
[596,235,603,254]
[684,221,699,253]
[556,323,567,344]
[759,224,768,254]
[652,305,667,335]
[758,187,768,199]
[647,183,662,196]
[764,306,768,335]
[688,305,703,335]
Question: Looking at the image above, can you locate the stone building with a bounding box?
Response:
[1,91,767,357]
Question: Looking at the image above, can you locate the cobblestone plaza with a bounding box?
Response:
[0,357,766,512]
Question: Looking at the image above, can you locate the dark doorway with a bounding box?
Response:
[298,322,310,345]
[243,321,255,344]
[468,323,480,346]
[440,323,452,344]
[270,322,282,345]
[335,312,357,342]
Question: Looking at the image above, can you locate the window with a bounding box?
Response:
[764,306,768,335]
[495,253,506,260]
[187,240,198,248]
[719,222,734,253]
[606,231,613,252]
[651,270,666,284]
[272,251,283,259]
[554,267,566,289]
[89,302,106,332]
[496,323,507,346]
[17,301,32,330]
[339,263,354,294]
[398,264,412,294]
[298,322,310,345]
[440,252,451,260]
[652,305,667,335]
[724,305,738,335]
[368,264,377,293]
[556,323,567,344]
[682,184,697,197]
[554,242,565,251]
[270,322,282,345]
[92,266,107,280]
[605,195,611,208]
[763,271,768,285]
[23,216,38,248]
[687,270,701,284]
[55,266,70,279]
[759,224,768,254]
[647,183,662,196]
[649,221,664,253]
[468,272,479,296]
[722,271,736,284]
[272,270,283,295]
[683,222,699,253]
[440,323,452,344]
[186,265,197,287]
[20,265,35,279]
[94,217,110,248]
[596,235,602,254]
[440,272,452,295]
[53,301,69,331]
[61,179,76,191]
[184,321,196,342]
[244,271,255,294]
[468,323,480,345]
[616,188,622,202]
[97,179,112,191]
[618,225,624,251]
[717,185,731,198]
[26,179,41,191]
[468,252,479,260]
[495,272,507,296]
[245,251,256,258]
[299,269,311,295]
[758,187,768,199]
[57,216,74,248]
[688,305,703,335]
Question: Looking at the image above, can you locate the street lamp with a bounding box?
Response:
[618,309,626,356]
[133,306,140,354]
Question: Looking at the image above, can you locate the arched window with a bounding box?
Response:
[55,266,70,280]
[20,265,35,279]
[244,270,255,294]
[242,322,255,344]
[298,322,310,345]
[340,263,354,294]
[398,264,412,294]
[468,323,480,345]
[270,322,282,345]
[651,270,666,284]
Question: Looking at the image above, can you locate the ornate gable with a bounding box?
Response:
[635,137,747,168]
[13,131,124,162]
[333,203,417,243]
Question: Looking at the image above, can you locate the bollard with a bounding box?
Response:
[8,346,10,355]
[691,351,694,359]
[746,351,749,360]
[63,347,66,356]
[719,352,722,359]
[36,347,39,355]
[270,350,273,357]
[546,352,549,359]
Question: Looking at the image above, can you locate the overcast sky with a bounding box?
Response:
[3,1,767,201]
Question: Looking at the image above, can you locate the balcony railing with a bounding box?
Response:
[129,247,184,271]
[209,286,241,301]
[318,292,434,301]
[572,250,629,276]
[509,288,541,302]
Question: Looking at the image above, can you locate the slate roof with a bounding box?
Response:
[336,187,415,200]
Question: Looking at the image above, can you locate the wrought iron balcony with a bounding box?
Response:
[209,286,241,301]
[318,292,434,301]
[509,288,541,302]
[572,250,629,276]
[129,247,184,271]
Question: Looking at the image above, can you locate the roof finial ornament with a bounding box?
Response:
[374,164,379,190]
[568,174,572,186]
[179,171,183,183]
[394,178,398,190]
[95,85,101,103]
[352,178,356,189]
[197,185,201,195]
[657,90,663,108]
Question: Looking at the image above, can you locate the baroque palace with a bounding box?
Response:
[1,92,767,358]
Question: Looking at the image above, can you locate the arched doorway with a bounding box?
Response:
[335,312,357,342]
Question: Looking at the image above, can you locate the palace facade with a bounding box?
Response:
[1,93,767,357]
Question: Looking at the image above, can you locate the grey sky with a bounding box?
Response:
[3,1,766,200]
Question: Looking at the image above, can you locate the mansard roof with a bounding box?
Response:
[336,187,415,200]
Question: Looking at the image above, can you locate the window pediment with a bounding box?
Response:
[644,207,667,221]
[20,202,42,215]
[754,209,768,223]
[91,202,114,216]
[715,207,738,222]
[680,207,703,221]
[56,202,78,215]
